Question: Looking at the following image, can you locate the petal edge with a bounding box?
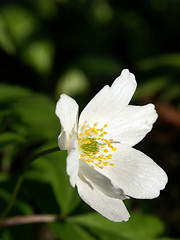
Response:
[55,94,79,150]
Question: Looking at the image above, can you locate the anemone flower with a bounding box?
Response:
[55,69,168,222]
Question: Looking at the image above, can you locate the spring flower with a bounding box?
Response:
[55,69,168,222]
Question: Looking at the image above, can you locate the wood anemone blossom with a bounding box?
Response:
[55,69,168,222]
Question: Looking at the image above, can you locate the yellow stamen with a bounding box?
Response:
[85,130,90,136]
[103,162,108,166]
[78,123,117,169]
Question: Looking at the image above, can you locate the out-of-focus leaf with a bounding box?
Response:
[56,0,69,3]
[56,68,90,97]
[0,229,12,240]
[0,132,26,146]
[137,54,180,71]
[0,173,9,183]
[90,0,113,24]
[0,84,58,142]
[159,238,180,240]
[0,16,16,54]
[161,84,180,101]
[0,84,31,103]
[49,221,96,240]
[132,76,169,100]
[1,5,37,44]
[21,40,54,74]
[12,93,59,141]
[89,228,127,240]
[34,0,57,18]
[69,212,165,240]
[26,148,81,214]
[48,152,81,214]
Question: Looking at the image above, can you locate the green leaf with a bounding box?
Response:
[132,76,169,100]
[33,0,57,18]
[0,84,31,104]
[89,228,127,240]
[0,84,59,142]
[160,84,180,101]
[0,173,9,183]
[90,0,113,24]
[137,54,180,71]
[12,93,59,141]
[26,149,81,214]
[69,212,165,240]
[21,40,54,74]
[56,68,90,97]
[0,229,12,240]
[0,16,16,54]
[1,5,37,44]
[49,221,96,240]
[0,132,26,146]
[159,238,180,240]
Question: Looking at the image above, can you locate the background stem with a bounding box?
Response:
[0,214,63,228]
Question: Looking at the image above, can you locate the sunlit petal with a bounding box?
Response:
[97,144,168,199]
[79,69,137,127]
[105,104,158,146]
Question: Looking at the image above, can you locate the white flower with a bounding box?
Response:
[55,69,168,222]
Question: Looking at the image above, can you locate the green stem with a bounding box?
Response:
[30,147,60,164]
[0,146,60,219]
[1,174,24,219]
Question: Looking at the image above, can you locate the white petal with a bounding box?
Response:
[79,69,137,127]
[55,94,79,150]
[76,174,130,222]
[66,137,79,187]
[105,104,158,147]
[97,144,168,199]
[79,161,127,200]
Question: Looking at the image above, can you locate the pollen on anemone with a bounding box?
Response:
[55,69,168,222]
[78,123,116,169]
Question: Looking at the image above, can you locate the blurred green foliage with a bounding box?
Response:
[0,0,180,239]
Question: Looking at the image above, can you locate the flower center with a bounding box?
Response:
[78,123,117,169]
